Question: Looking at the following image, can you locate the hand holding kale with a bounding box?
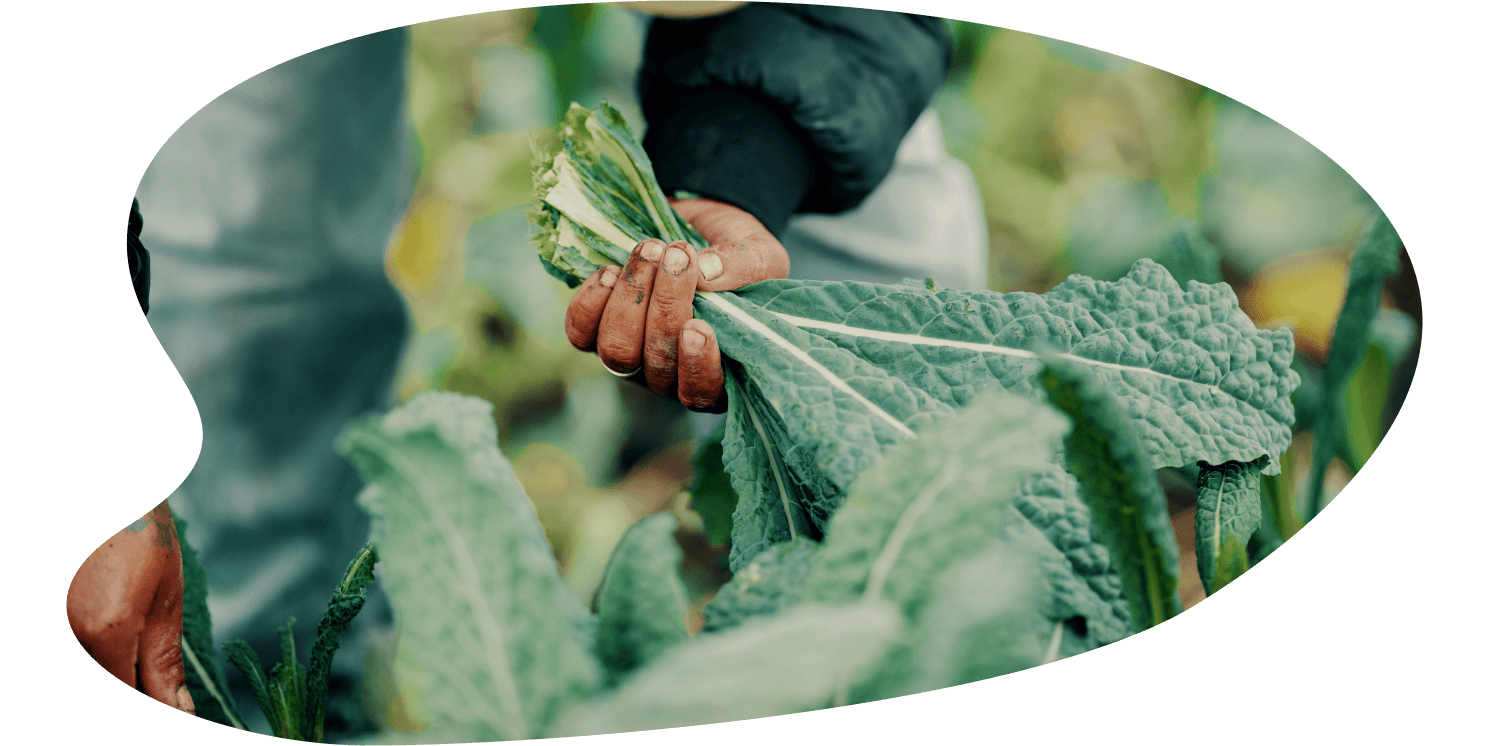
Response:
[563,197,788,411]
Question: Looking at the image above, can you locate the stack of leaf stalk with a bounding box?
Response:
[533,103,1303,605]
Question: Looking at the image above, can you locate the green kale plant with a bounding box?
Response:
[167,101,1413,744]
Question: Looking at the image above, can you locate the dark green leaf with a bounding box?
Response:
[1340,309,1418,470]
[720,365,816,570]
[687,420,738,548]
[270,619,307,740]
[702,537,818,634]
[1305,212,1401,520]
[1151,216,1222,288]
[225,640,281,737]
[1039,356,1183,630]
[594,513,691,684]
[1195,460,1264,594]
[173,512,245,729]
[303,544,379,742]
[1003,466,1133,654]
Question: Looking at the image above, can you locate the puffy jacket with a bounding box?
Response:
[639,3,953,235]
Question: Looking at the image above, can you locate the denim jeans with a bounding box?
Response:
[135,30,413,728]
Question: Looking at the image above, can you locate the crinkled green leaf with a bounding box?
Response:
[702,537,818,634]
[1195,460,1264,594]
[529,104,1294,582]
[594,513,690,684]
[1039,356,1183,630]
[174,512,245,730]
[339,392,599,742]
[802,387,1069,702]
[688,417,738,549]
[720,364,813,570]
[1003,466,1133,654]
[907,544,1050,695]
[548,602,902,737]
[1305,212,1401,519]
[304,544,378,742]
[736,258,1299,477]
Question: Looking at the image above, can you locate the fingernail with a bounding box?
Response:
[639,240,664,262]
[662,246,690,275]
[698,253,723,281]
[599,267,617,288]
[681,328,706,353]
[176,684,195,712]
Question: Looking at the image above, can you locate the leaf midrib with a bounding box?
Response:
[768,311,1260,414]
[701,292,915,438]
[372,439,531,741]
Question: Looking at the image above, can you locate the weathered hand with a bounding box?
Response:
[564,198,789,412]
[67,500,195,714]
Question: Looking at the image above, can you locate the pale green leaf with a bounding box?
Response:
[801,386,1069,701]
[547,602,901,737]
[339,392,599,742]
[907,544,1050,694]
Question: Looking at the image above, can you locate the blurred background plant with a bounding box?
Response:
[357,5,1418,734]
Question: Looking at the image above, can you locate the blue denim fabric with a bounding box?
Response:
[135,31,414,714]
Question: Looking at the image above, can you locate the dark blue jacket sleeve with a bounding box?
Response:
[129,196,151,312]
[639,4,952,235]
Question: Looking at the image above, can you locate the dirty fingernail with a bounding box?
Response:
[639,240,664,262]
[599,267,617,287]
[698,253,723,281]
[681,328,706,353]
[662,246,691,275]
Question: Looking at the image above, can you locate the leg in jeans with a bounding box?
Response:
[134,28,413,735]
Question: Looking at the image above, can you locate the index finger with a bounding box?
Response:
[565,265,620,352]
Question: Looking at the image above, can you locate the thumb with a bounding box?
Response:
[671,198,789,291]
[695,238,790,292]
